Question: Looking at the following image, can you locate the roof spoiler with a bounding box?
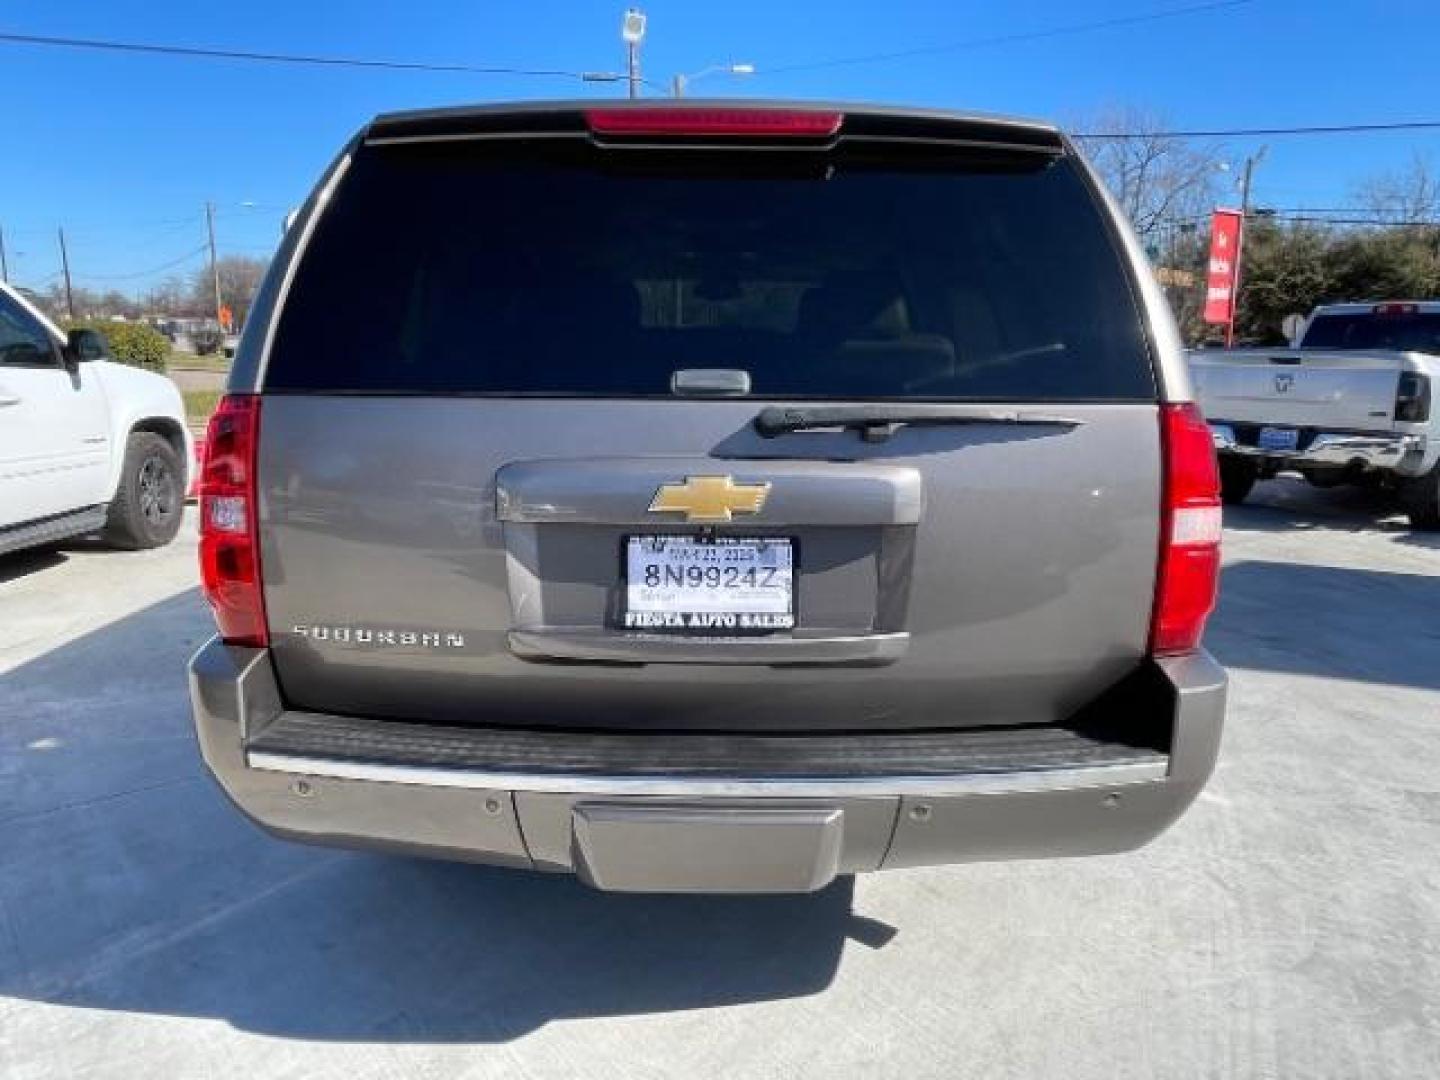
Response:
[364,100,1066,155]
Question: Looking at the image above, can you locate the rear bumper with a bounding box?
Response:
[189,639,1226,893]
[1210,422,1428,475]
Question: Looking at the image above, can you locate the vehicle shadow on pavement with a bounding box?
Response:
[1,591,866,1045]
[1225,477,1438,548]
[0,548,67,585]
[1209,559,1440,691]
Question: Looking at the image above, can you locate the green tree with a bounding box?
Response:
[1328,227,1440,302]
[1233,221,1337,342]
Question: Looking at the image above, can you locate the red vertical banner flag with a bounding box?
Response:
[1203,209,1244,326]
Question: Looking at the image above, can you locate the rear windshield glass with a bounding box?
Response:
[1302,312,1440,355]
[267,141,1155,400]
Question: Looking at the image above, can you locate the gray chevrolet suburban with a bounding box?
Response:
[189,101,1226,893]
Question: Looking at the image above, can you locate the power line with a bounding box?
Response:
[212,204,286,216]
[1161,210,1437,228]
[1251,207,1440,223]
[76,244,210,283]
[66,215,205,250]
[1078,119,1440,139]
[1,213,201,239]
[1255,206,1426,214]
[1263,214,1439,227]
[1170,205,1439,217]
[0,29,595,81]
[758,0,1254,75]
[7,26,1440,142]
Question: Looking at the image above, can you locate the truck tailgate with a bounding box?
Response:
[1190,348,1402,429]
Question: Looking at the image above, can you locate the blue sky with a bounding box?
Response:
[3,0,1437,295]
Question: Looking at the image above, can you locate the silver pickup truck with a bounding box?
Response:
[1189,301,1439,528]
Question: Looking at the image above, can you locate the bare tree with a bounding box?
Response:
[99,290,138,319]
[31,283,142,322]
[36,283,100,322]
[1067,107,1233,342]
[189,255,269,326]
[1069,106,1227,245]
[145,275,194,317]
[1354,154,1440,225]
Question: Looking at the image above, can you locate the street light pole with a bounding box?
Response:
[671,62,755,97]
[1227,146,1268,348]
[621,9,646,99]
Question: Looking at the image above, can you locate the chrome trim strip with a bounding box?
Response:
[254,153,352,389]
[245,752,1168,797]
[1210,423,1421,467]
[508,628,910,666]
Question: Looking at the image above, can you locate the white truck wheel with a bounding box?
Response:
[103,432,186,550]
[1399,463,1440,531]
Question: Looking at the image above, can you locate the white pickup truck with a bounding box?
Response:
[0,280,192,556]
[1189,301,1440,529]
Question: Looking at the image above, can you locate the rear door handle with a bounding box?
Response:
[0,390,20,407]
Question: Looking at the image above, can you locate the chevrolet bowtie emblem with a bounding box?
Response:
[648,476,771,523]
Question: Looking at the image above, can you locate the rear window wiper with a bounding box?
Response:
[753,405,1084,442]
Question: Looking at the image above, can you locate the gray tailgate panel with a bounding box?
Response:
[258,397,1160,731]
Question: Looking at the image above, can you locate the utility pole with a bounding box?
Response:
[671,73,685,98]
[58,227,74,320]
[621,9,646,99]
[205,201,223,329]
[0,225,8,282]
[1227,146,1268,348]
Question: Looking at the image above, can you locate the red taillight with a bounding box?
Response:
[1374,302,1419,317]
[1150,402,1222,656]
[199,394,268,647]
[585,107,843,138]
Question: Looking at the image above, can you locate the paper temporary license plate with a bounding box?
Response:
[623,536,794,632]
[1258,426,1300,452]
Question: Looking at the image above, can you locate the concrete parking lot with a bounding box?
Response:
[2,480,1437,1079]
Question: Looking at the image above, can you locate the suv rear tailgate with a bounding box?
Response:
[258,396,1159,730]
[251,109,1165,734]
